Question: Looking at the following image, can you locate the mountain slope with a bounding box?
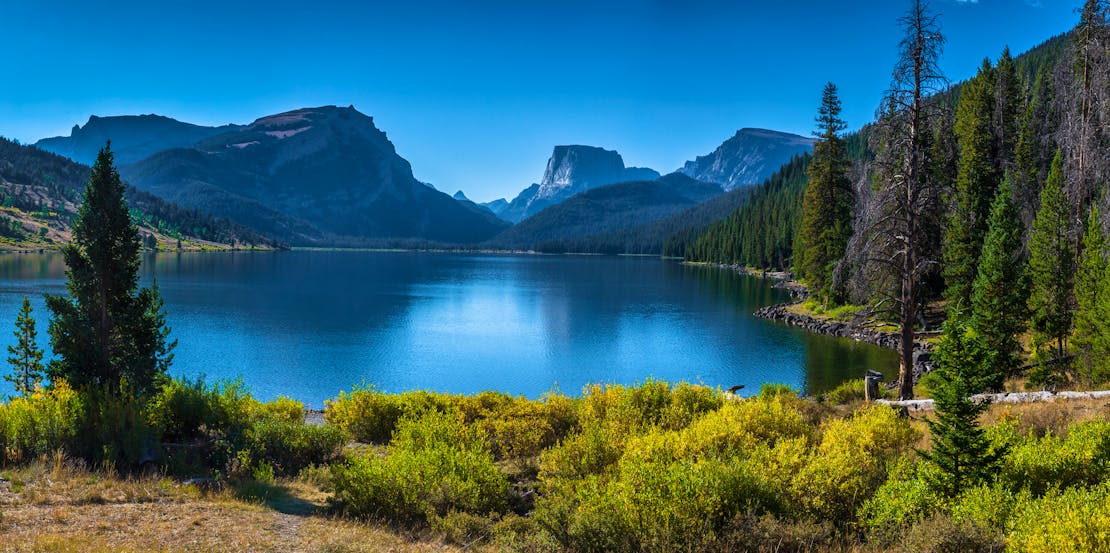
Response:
[36,114,242,166]
[120,106,508,245]
[534,183,759,255]
[489,173,721,249]
[679,128,815,190]
[498,146,661,223]
[0,137,275,249]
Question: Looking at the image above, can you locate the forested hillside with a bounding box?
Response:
[682,2,1110,402]
[0,137,277,249]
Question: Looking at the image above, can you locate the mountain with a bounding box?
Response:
[532,183,760,255]
[36,114,242,166]
[489,173,721,250]
[481,198,509,218]
[452,190,471,202]
[678,128,815,190]
[498,146,661,223]
[0,137,275,250]
[120,106,508,245]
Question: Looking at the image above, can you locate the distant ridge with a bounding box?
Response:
[678,128,814,191]
[36,114,242,166]
[119,106,508,245]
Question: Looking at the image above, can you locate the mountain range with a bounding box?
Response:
[36,114,242,166]
[30,107,814,252]
[116,106,508,245]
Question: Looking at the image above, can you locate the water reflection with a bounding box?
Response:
[0,251,897,405]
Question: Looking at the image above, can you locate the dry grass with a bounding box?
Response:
[0,454,462,553]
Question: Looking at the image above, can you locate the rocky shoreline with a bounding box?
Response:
[701,263,936,381]
[752,302,934,378]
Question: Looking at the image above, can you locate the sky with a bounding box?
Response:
[0,0,1081,202]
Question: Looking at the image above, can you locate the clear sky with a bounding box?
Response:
[0,0,1080,202]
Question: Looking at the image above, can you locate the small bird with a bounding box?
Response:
[727,385,745,394]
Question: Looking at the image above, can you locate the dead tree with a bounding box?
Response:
[864,0,948,400]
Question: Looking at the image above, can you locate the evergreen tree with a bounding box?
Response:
[4,297,43,397]
[944,60,998,304]
[921,309,1006,499]
[1027,150,1075,360]
[1074,206,1110,384]
[970,178,1028,388]
[45,144,175,398]
[994,47,1022,170]
[798,82,853,303]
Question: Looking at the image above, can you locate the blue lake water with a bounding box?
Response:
[0,251,896,407]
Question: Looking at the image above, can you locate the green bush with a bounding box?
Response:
[449,391,578,460]
[1007,483,1110,552]
[245,418,344,476]
[997,420,1110,496]
[860,459,943,540]
[256,396,305,424]
[147,377,259,442]
[331,411,508,521]
[823,377,889,404]
[791,405,920,526]
[324,387,451,444]
[0,381,83,464]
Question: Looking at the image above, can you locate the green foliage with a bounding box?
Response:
[1074,206,1110,385]
[4,297,43,398]
[921,311,1006,498]
[243,418,344,476]
[969,179,1028,380]
[860,459,944,540]
[791,405,920,526]
[45,144,176,398]
[822,377,890,404]
[0,381,83,465]
[945,59,999,304]
[1007,483,1110,553]
[323,386,451,444]
[996,420,1110,497]
[1027,150,1075,361]
[685,154,812,269]
[798,82,853,302]
[331,410,509,521]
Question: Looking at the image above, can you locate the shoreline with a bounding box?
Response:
[696,262,936,379]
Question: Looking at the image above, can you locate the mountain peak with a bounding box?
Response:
[679,128,814,190]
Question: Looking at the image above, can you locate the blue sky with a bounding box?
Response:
[0,0,1080,202]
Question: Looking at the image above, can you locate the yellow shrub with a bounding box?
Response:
[791,405,920,525]
[1008,484,1110,552]
[0,381,83,464]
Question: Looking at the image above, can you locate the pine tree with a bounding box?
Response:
[921,309,1006,499]
[1074,206,1110,384]
[798,82,853,303]
[4,297,44,397]
[970,178,1028,388]
[1027,150,1074,360]
[944,60,998,304]
[45,144,176,398]
[994,47,1022,170]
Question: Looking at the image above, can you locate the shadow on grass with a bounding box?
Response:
[230,479,324,516]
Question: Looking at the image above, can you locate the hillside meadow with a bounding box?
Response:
[3,379,1110,552]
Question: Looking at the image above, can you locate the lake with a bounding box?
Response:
[0,251,896,407]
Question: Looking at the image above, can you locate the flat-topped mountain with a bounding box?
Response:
[36,114,242,166]
[678,128,814,190]
[120,106,508,245]
[497,146,660,223]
